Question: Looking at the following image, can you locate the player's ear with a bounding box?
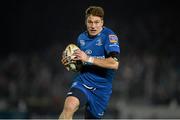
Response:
[101,19,104,26]
[85,17,88,25]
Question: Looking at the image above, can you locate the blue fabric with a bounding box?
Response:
[71,26,120,118]
[70,81,111,118]
[76,26,120,90]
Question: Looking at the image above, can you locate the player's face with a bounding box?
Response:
[86,15,103,36]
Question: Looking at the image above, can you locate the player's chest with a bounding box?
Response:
[79,37,105,56]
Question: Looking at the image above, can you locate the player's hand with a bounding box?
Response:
[61,51,77,66]
[61,51,70,66]
[73,49,89,62]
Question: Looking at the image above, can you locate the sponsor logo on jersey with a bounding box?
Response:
[109,44,119,47]
[94,56,105,59]
[109,34,118,43]
[85,49,92,55]
[80,39,85,46]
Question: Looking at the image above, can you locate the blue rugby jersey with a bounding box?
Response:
[74,27,120,92]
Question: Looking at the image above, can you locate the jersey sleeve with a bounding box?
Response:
[104,33,120,54]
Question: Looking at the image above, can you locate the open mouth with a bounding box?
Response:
[90,30,96,32]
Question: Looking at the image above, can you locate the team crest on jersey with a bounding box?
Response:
[80,39,85,46]
[96,38,103,46]
[109,35,118,43]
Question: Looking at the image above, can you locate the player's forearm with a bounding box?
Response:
[73,49,119,70]
[88,56,119,70]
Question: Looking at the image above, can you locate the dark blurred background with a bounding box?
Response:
[0,0,180,119]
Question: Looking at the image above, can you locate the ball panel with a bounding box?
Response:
[63,44,82,72]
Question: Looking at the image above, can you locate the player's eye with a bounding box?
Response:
[87,20,101,25]
[87,20,93,24]
[94,21,100,24]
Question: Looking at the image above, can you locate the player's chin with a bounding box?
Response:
[90,34,97,37]
[89,31,98,36]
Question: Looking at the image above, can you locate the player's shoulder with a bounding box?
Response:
[101,27,118,42]
[101,27,116,36]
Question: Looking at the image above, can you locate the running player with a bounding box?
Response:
[60,6,120,119]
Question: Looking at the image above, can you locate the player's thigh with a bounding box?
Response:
[67,87,88,108]
[63,96,80,112]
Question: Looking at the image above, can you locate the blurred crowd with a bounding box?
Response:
[1,0,179,118]
[0,44,179,118]
[0,44,69,118]
[114,51,180,105]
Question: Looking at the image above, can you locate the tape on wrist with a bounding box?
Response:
[87,56,94,63]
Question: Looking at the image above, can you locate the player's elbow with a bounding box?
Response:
[114,62,119,70]
[108,57,119,70]
[111,61,119,70]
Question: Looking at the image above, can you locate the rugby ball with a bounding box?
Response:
[63,44,82,72]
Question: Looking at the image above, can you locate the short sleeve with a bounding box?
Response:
[104,34,120,54]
